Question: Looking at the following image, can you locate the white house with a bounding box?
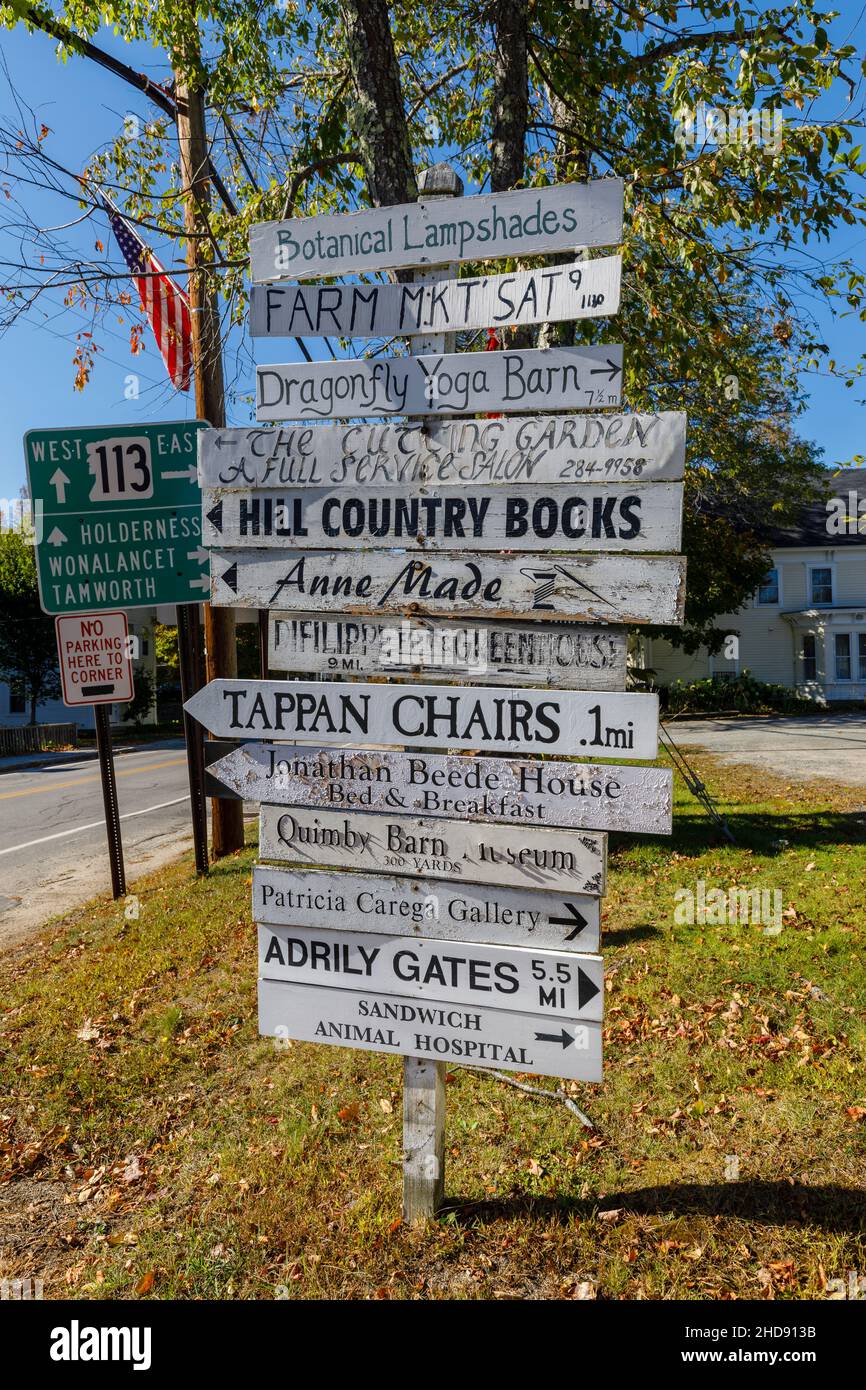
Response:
[640,468,866,702]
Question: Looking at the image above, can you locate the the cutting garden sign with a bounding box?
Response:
[188,169,687,1212]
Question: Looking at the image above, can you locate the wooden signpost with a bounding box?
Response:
[249,177,623,282]
[209,744,674,835]
[183,162,688,1222]
[197,411,686,490]
[182,678,660,758]
[211,548,687,626]
[202,481,683,553]
[267,613,629,688]
[252,866,602,952]
[250,255,621,338]
[255,345,623,422]
[258,804,607,896]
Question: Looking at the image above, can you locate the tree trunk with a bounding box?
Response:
[29,689,38,726]
[342,0,417,207]
[536,89,588,351]
[489,0,532,348]
[490,0,529,193]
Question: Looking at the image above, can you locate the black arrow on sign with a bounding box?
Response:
[550,903,589,940]
[534,1029,574,1049]
[577,966,601,1010]
[206,500,223,532]
[220,561,238,594]
[213,435,224,450]
[589,357,621,382]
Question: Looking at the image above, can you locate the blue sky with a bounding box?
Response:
[0,9,863,503]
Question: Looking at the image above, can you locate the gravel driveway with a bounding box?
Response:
[661,713,866,789]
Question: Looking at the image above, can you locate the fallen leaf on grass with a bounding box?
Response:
[597,1208,622,1224]
[337,1103,360,1125]
[135,1270,155,1296]
[846,1106,866,1122]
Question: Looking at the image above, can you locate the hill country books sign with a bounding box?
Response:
[202,481,683,553]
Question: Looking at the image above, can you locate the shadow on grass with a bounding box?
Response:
[444,1181,866,1235]
[603,924,662,945]
[612,810,866,860]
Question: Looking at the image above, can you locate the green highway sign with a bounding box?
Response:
[25,421,209,615]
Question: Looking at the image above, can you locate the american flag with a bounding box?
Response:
[97,189,192,391]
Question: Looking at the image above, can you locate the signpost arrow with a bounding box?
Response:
[258,924,603,1020]
[208,743,672,835]
[183,680,660,759]
[219,561,238,593]
[197,411,687,491]
[252,865,602,953]
[534,1028,578,1049]
[187,547,210,566]
[160,465,198,482]
[255,345,625,422]
[550,903,590,939]
[589,358,621,381]
[49,468,70,503]
[46,526,67,547]
[206,500,223,532]
[258,977,603,1082]
[209,549,687,626]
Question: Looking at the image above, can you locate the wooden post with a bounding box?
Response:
[174,39,244,857]
[402,161,463,1223]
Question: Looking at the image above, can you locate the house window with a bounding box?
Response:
[802,634,817,683]
[859,633,866,681]
[8,682,26,714]
[757,568,780,604]
[835,633,851,680]
[810,567,833,605]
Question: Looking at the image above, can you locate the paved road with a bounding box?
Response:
[0,741,201,950]
[663,713,866,789]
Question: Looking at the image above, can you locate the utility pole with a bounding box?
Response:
[174,36,245,857]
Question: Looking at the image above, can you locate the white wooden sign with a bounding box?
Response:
[198,412,686,490]
[258,925,603,1022]
[268,613,629,690]
[253,866,601,952]
[258,978,603,1082]
[249,178,623,282]
[250,256,621,338]
[202,481,683,554]
[183,680,659,758]
[259,805,607,896]
[255,346,623,422]
[212,549,687,626]
[212,745,673,835]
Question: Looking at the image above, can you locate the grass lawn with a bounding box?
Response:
[1,751,864,1301]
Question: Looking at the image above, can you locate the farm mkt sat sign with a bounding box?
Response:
[25,421,208,614]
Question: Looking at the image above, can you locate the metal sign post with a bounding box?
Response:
[93,704,126,900]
